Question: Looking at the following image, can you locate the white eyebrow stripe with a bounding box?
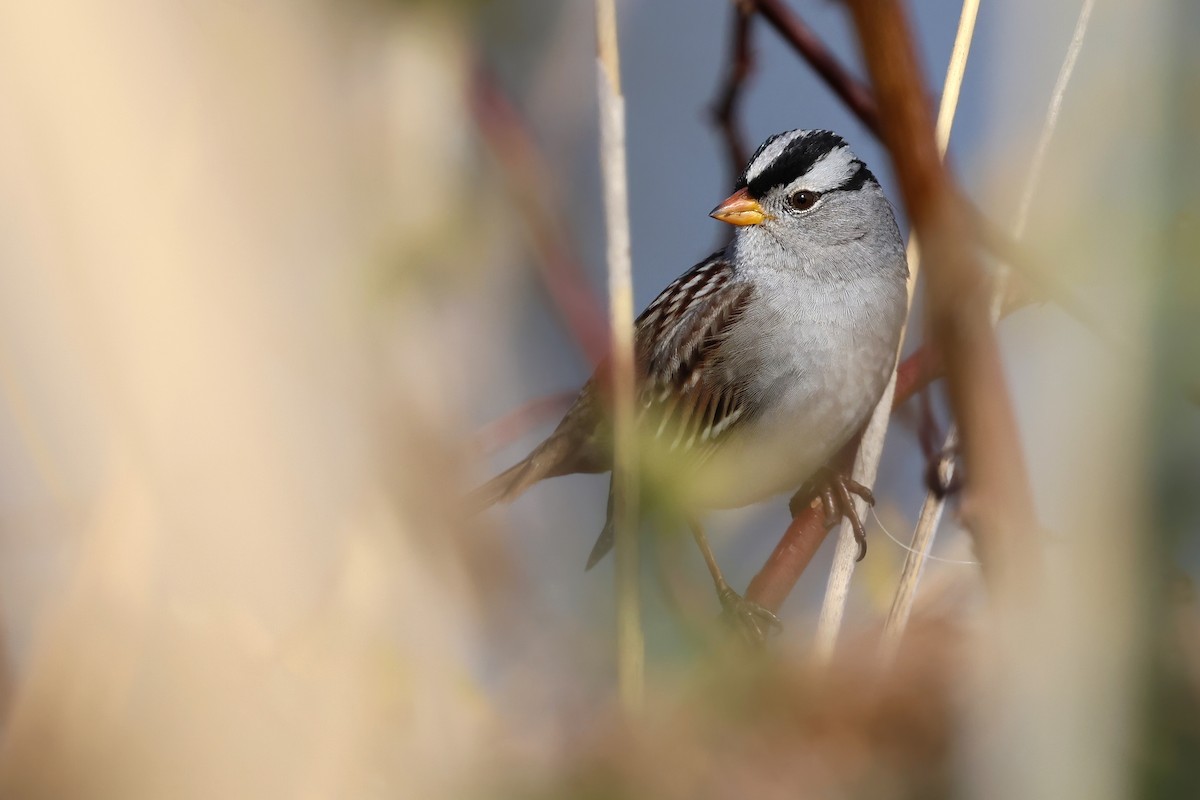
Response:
[743,130,806,185]
[788,145,857,193]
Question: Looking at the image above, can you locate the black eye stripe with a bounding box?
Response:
[837,159,877,193]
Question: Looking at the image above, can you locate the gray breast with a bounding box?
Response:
[692,263,906,508]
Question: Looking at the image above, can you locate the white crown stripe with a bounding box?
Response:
[791,146,858,194]
[743,130,807,185]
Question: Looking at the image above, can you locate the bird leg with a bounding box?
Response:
[788,467,875,562]
[688,517,780,644]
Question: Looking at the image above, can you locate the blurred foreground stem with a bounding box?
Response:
[595,0,642,712]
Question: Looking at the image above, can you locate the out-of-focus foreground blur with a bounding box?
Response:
[0,1,1196,798]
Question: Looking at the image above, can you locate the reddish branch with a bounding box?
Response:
[711,2,757,188]
[470,64,610,365]
[474,391,576,455]
[750,0,881,135]
[844,0,1038,586]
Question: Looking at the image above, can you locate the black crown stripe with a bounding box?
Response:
[737,130,876,198]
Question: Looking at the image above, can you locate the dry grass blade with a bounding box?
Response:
[813,0,981,664]
[880,431,958,663]
[1009,0,1097,243]
[594,0,643,712]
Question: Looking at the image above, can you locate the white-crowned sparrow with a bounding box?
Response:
[475,129,908,636]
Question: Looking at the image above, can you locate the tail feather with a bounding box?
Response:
[584,480,615,570]
[470,431,587,512]
[584,521,613,570]
[468,456,541,511]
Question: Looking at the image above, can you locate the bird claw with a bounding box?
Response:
[717,584,781,646]
[789,467,875,562]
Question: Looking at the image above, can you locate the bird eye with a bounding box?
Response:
[788,189,820,211]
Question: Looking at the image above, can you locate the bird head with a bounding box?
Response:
[710,129,897,259]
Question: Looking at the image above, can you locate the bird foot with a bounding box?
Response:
[788,467,875,562]
[717,584,781,646]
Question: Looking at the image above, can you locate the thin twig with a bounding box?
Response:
[472,391,576,454]
[470,65,610,365]
[880,429,958,659]
[594,0,642,713]
[880,0,1096,663]
[750,0,881,135]
[813,0,981,663]
[1009,0,1096,243]
[711,2,757,188]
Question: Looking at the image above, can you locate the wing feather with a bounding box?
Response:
[582,252,757,569]
[634,253,755,463]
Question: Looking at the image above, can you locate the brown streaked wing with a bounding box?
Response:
[634,253,755,463]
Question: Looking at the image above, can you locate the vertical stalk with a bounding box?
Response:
[595,0,642,712]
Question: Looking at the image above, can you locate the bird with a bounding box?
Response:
[473,129,909,640]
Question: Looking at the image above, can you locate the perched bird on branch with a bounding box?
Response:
[474,130,908,640]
